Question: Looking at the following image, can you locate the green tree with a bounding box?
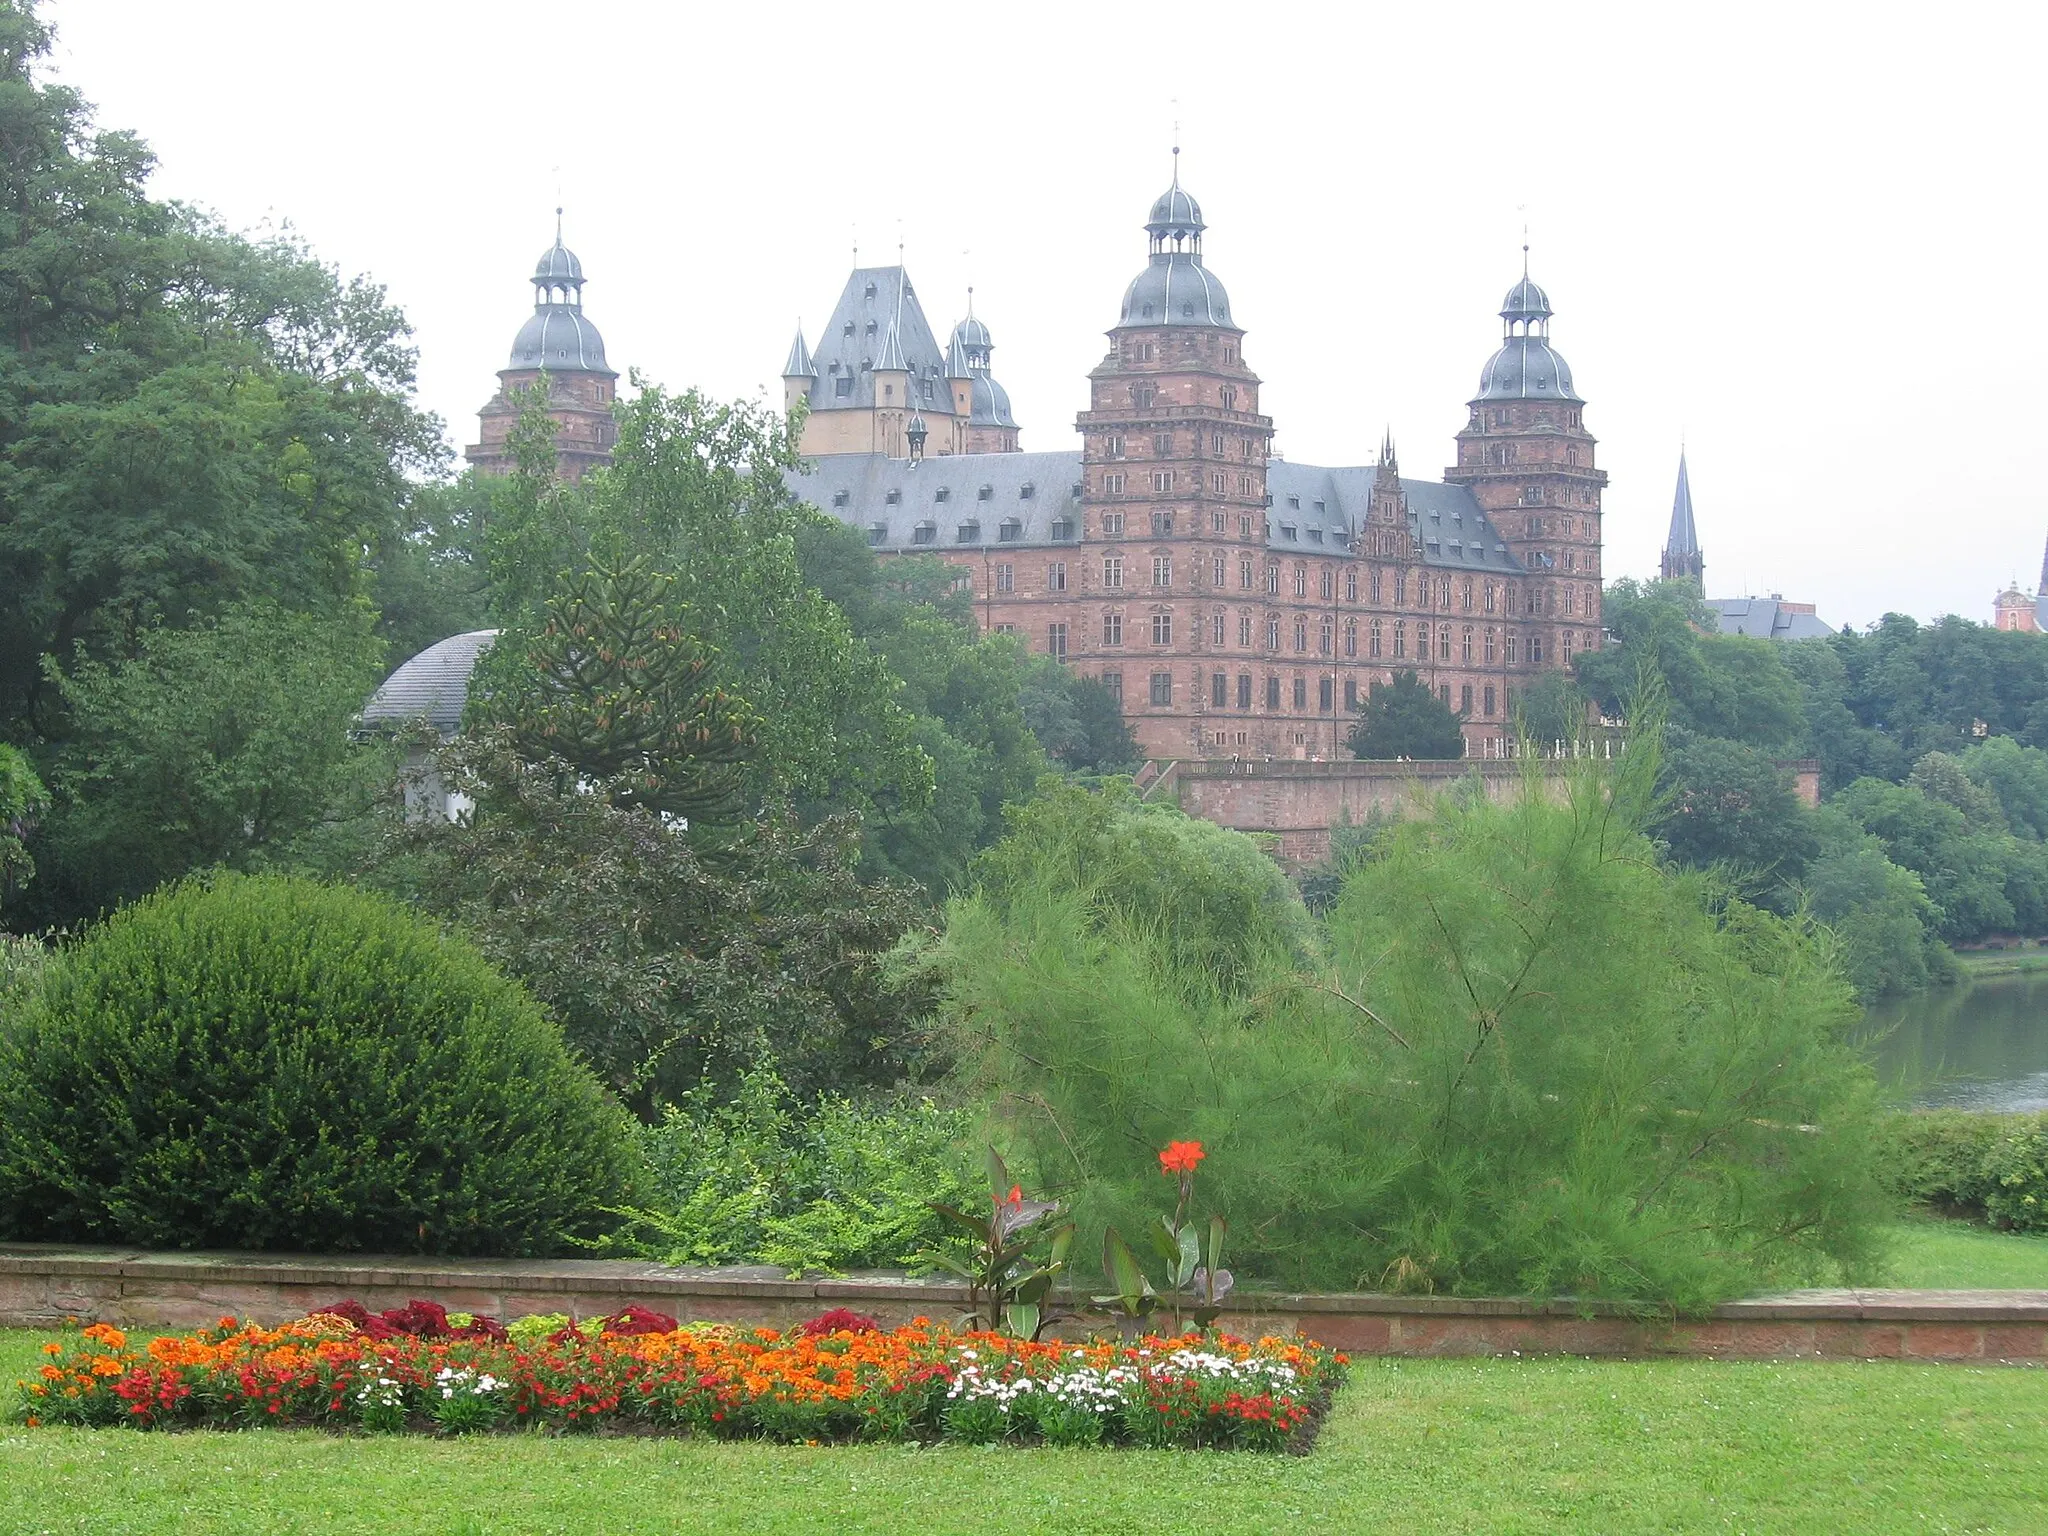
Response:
[1802,809,1952,998]
[0,5,440,735]
[1514,670,1591,746]
[1349,670,1466,760]
[0,743,47,902]
[20,605,387,925]
[1962,736,2048,840]
[1653,735,1820,899]
[471,557,758,826]
[1907,750,2007,833]
[1830,777,2015,941]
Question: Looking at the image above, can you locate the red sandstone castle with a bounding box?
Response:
[471,168,1606,759]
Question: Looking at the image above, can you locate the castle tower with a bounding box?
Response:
[466,213,618,482]
[786,265,991,457]
[1444,263,1607,670]
[1072,156,1273,758]
[949,296,1020,453]
[1660,450,1704,584]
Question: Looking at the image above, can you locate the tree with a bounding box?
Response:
[1017,656,1141,775]
[1961,736,2048,841]
[1349,670,1465,760]
[1515,670,1591,746]
[385,563,934,1110]
[1829,777,2015,941]
[1802,810,1952,998]
[18,605,388,925]
[0,744,47,903]
[1907,750,2007,834]
[471,558,758,826]
[0,5,440,736]
[1653,735,1819,899]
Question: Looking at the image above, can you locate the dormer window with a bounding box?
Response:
[1427,537,1441,553]
[842,322,855,337]
[912,521,936,545]
[1314,500,1326,513]
[865,320,877,337]
[999,517,1022,542]
[1287,496,1301,509]
[1019,482,1035,500]
[957,520,981,543]
[884,489,901,505]
[1050,517,1074,542]
[1451,540,1464,557]
[1281,524,1298,541]
[978,485,994,501]
[866,522,887,545]
[1308,528,1324,544]
[831,490,850,507]
[864,282,877,299]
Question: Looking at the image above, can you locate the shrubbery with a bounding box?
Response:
[1882,1109,2048,1231]
[603,1069,980,1274]
[943,757,1889,1309]
[0,874,639,1255]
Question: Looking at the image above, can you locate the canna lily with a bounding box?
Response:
[1159,1140,1205,1176]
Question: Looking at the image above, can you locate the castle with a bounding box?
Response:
[468,164,1609,759]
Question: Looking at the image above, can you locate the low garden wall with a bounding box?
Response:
[4,1243,2044,1364]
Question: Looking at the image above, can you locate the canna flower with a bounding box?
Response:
[1158,1140,1205,1176]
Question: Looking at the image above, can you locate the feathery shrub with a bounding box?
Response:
[0,874,639,1255]
[942,755,1889,1310]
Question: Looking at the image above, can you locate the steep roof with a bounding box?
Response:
[800,266,951,413]
[1706,598,1833,641]
[1666,452,1700,557]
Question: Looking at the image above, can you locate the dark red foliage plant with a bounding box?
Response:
[797,1308,879,1336]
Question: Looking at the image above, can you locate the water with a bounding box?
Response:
[1858,971,2048,1110]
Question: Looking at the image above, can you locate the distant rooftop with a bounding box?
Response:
[1706,596,1833,641]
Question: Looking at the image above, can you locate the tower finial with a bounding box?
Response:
[967,283,975,318]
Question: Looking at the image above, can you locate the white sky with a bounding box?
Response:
[43,0,2045,632]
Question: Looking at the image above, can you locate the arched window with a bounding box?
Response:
[1369,619,1383,658]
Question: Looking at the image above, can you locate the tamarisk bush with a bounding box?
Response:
[940,749,1888,1309]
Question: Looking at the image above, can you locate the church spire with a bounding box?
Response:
[1660,450,1704,583]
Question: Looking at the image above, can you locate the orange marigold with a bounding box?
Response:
[1158,1140,1205,1176]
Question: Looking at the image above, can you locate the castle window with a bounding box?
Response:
[1152,470,1174,492]
[1238,614,1252,646]
[1346,569,1358,603]
[1320,568,1334,600]
[1049,518,1074,543]
[1212,432,1225,454]
[884,489,901,505]
[1345,678,1359,709]
[1131,384,1156,408]
[1048,561,1068,590]
[865,320,877,336]
[1102,671,1122,702]
[1102,512,1125,535]
[1104,472,1126,494]
[999,517,1022,541]
[1212,554,1226,586]
[866,523,886,545]
[978,484,994,500]
[1103,612,1123,646]
[1293,617,1307,652]
[1281,524,1298,541]
[864,283,877,299]
[1019,482,1035,500]
[957,520,980,543]
[1293,565,1308,599]
[1212,672,1229,707]
[1292,677,1307,708]
[1370,619,1383,657]
[921,380,933,401]
[1287,496,1300,509]
[1523,485,1543,505]
[1505,632,1518,665]
[834,376,854,398]
[1211,510,1226,533]
[1150,671,1173,706]
[1484,627,1497,663]
[912,521,936,545]
[1484,684,1496,716]
[1182,303,1195,318]
[1319,677,1334,711]
[1107,435,1127,459]
[1461,626,1473,664]
[843,322,855,337]
[1266,676,1281,709]
[1212,472,1226,493]
[832,490,850,507]
[1265,616,1280,650]
[1153,555,1172,587]
[1152,612,1173,646]
[1048,622,1068,660]
[1211,610,1225,643]
[1221,386,1238,410]
[995,563,1014,593]
[1104,555,1124,589]
[1264,562,1279,595]
[1151,512,1174,535]
[934,487,950,503]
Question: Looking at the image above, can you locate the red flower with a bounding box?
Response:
[993,1184,1022,1207]
[1158,1141,1205,1176]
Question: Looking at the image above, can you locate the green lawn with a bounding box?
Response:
[1886,1215,2048,1289]
[4,1331,2047,1534]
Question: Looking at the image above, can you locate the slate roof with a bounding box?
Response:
[799,266,952,414]
[510,305,613,374]
[1706,598,1834,641]
[361,630,499,737]
[1666,452,1700,556]
[787,453,1523,572]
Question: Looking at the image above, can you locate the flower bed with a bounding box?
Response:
[15,1307,1348,1452]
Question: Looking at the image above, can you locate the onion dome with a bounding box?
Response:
[1118,155,1233,329]
[507,212,615,376]
[971,373,1016,428]
[952,313,992,353]
[1471,265,1578,403]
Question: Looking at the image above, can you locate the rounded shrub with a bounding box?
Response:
[0,873,640,1256]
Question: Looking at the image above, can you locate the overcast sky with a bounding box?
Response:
[43,0,2044,631]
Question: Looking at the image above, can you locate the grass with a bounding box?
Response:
[1885,1215,2048,1289]
[1951,948,2048,977]
[3,1329,2044,1534]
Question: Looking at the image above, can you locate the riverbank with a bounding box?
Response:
[1952,947,2048,977]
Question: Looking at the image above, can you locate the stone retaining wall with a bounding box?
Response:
[4,1245,2043,1363]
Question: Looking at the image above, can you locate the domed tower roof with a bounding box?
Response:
[1471,260,1578,403]
[951,295,994,367]
[1117,151,1234,329]
[970,373,1016,428]
[507,210,615,376]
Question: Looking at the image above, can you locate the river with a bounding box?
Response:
[1858,969,2048,1110]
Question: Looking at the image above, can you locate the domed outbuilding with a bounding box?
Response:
[360,630,498,819]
